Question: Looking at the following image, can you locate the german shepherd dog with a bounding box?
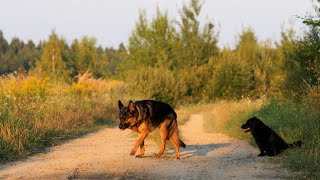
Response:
[118,100,186,159]
[241,117,301,156]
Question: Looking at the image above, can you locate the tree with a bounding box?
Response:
[126,8,175,70]
[0,35,40,75]
[70,37,106,78]
[105,43,127,76]
[35,31,70,81]
[302,0,320,27]
[120,0,220,103]
[175,0,218,68]
[0,31,9,54]
[279,21,320,99]
[19,40,40,72]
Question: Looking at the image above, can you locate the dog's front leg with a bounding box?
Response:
[136,140,145,158]
[130,131,148,156]
[257,142,266,156]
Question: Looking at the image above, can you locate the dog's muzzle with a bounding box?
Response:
[242,127,251,133]
[119,124,127,130]
[241,125,251,133]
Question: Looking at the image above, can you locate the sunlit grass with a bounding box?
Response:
[0,74,124,163]
[202,99,319,179]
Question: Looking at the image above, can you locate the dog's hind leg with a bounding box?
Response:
[168,119,184,159]
[154,119,170,159]
[169,130,181,160]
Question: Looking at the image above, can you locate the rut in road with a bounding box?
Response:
[0,113,292,179]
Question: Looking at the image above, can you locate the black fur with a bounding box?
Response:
[118,100,185,159]
[118,100,177,133]
[241,117,301,156]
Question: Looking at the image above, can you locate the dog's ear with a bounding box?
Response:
[118,100,124,109]
[128,100,135,113]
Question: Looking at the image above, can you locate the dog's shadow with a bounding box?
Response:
[178,143,231,159]
[141,143,231,160]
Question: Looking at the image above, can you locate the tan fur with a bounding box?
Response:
[126,117,138,128]
[118,100,185,159]
[130,119,182,159]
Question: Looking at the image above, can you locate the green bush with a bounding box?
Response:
[124,67,186,107]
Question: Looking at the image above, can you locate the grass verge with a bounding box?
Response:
[204,99,320,179]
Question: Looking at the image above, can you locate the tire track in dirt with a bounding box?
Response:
[0,113,292,179]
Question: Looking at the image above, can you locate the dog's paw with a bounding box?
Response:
[266,153,276,157]
[130,150,136,156]
[258,153,266,156]
[135,154,144,158]
[153,153,161,159]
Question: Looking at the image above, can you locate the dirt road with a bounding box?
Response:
[0,113,292,179]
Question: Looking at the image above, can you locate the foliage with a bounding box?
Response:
[121,0,219,104]
[202,99,320,179]
[124,67,186,107]
[302,0,320,27]
[208,48,255,99]
[69,37,109,78]
[0,0,318,105]
[0,75,124,162]
[0,31,40,75]
[34,31,71,81]
[256,100,320,179]
[0,0,319,177]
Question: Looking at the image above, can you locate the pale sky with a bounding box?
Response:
[0,0,314,48]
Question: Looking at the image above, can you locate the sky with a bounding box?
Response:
[0,0,314,48]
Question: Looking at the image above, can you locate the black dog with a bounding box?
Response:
[241,117,301,156]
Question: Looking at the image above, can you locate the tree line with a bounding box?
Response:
[0,31,125,80]
[0,0,319,107]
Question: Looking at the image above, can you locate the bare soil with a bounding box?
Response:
[0,112,292,179]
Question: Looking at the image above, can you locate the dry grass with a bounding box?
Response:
[178,99,264,134]
[0,74,124,162]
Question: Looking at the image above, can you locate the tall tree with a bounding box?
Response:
[0,31,10,74]
[70,37,104,78]
[126,7,175,70]
[0,31,9,54]
[19,40,40,72]
[35,31,70,81]
[175,0,218,68]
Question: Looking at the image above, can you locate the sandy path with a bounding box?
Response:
[0,113,292,179]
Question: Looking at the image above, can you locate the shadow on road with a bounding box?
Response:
[181,143,231,159]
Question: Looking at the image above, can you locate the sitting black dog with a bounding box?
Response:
[241,117,301,156]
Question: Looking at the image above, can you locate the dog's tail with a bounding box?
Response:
[179,139,186,148]
[288,140,302,148]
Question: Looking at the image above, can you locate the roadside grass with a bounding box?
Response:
[0,74,124,163]
[254,100,320,179]
[203,99,320,179]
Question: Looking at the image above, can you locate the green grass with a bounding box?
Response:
[206,99,320,179]
[255,100,320,179]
